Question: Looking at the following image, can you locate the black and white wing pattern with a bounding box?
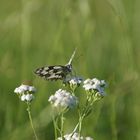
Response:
[35,65,71,80]
[34,49,76,81]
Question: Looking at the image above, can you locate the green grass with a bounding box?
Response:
[0,0,140,139]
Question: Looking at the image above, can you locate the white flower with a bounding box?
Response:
[14,87,24,94]
[57,132,93,140]
[14,84,36,94]
[14,84,36,102]
[83,78,91,84]
[48,89,78,109]
[83,78,107,96]
[21,94,26,101]
[25,94,34,101]
[28,86,36,92]
[21,94,34,102]
[69,77,83,86]
[63,76,83,90]
[20,84,29,91]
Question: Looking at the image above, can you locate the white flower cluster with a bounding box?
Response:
[83,78,107,96]
[69,77,83,86]
[14,84,36,102]
[48,89,78,109]
[57,132,93,140]
[63,77,83,89]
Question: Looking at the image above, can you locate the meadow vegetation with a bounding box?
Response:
[0,0,139,140]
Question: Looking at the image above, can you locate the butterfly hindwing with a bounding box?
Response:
[35,65,71,80]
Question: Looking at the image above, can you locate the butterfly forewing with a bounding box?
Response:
[35,65,71,81]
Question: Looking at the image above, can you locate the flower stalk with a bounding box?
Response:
[60,112,64,140]
[14,84,38,139]
[27,102,39,140]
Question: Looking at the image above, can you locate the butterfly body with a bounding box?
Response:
[34,49,76,81]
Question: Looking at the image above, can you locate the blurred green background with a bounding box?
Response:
[0,0,139,139]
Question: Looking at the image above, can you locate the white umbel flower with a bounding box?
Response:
[57,132,93,140]
[48,89,78,109]
[68,77,83,91]
[28,86,36,92]
[14,84,36,94]
[21,94,26,101]
[14,87,24,94]
[63,76,83,90]
[83,78,107,96]
[69,77,83,86]
[25,94,34,102]
[21,94,34,102]
[14,84,36,102]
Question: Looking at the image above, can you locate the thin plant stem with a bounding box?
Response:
[53,116,58,140]
[71,122,80,135]
[60,112,64,140]
[73,94,97,137]
[53,115,62,137]
[78,116,82,138]
[27,103,39,140]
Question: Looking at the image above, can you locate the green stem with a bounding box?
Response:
[71,122,80,135]
[78,116,83,138]
[53,116,58,140]
[27,103,39,140]
[60,113,64,140]
[78,96,96,136]
[72,91,98,137]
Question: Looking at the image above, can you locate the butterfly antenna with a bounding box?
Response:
[67,48,77,65]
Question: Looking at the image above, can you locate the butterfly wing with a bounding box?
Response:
[34,49,76,81]
[34,65,71,80]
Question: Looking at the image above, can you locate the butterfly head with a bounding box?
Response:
[65,64,72,72]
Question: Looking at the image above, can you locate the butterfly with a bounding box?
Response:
[34,49,76,81]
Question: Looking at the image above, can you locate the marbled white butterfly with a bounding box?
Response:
[34,49,76,81]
